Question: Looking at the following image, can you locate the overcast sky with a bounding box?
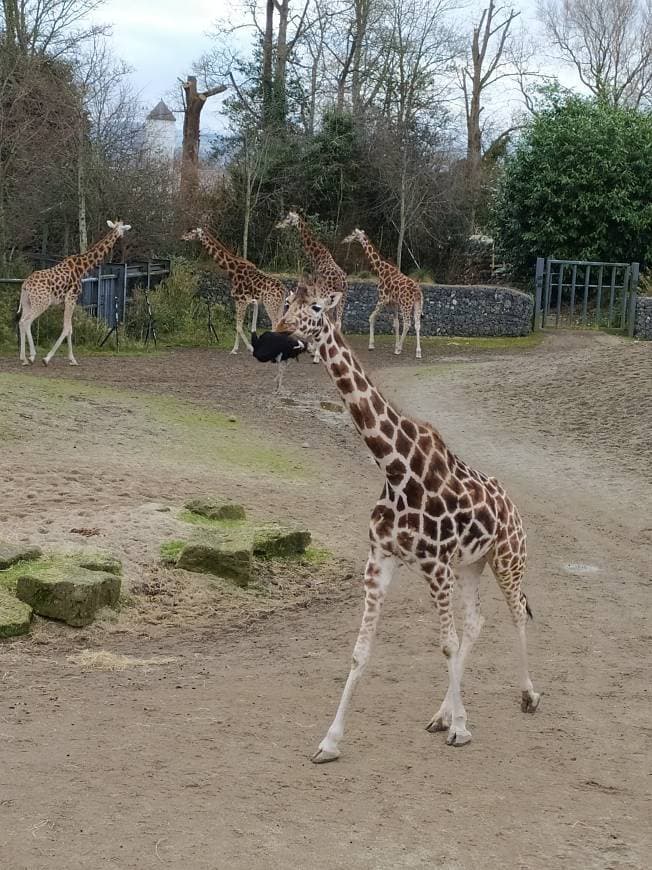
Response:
[93,0,565,134]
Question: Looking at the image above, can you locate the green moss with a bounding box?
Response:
[0,590,32,639]
[160,540,186,564]
[178,511,244,529]
[0,550,122,595]
[16,565,120,627]
[184,498,246,521]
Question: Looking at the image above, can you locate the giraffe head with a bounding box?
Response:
[107,220,131,237]
[276,279,342,343]
[275,210,301,230]
[342,228,366,246]
[181,227,206,242]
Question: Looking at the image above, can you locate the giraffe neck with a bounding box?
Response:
[72,229,120,275]
[358,236,385,276]
[297,218,329,269]
[317,320,402,470]
[199,232,242,275]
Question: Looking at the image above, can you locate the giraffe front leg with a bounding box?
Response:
[368,302,384,351]
[393,307,400,354]
[312,548,398,763]
[395,308,411,356]
[232,302,252,354]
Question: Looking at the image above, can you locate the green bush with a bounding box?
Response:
[124,259,234,346]
[492,95,652,278]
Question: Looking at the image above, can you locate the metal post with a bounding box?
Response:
[533,257,544,330]
[570,263,577,323]
[620,266,631,329]
[607,266,616,329]
[628,262,640,338]
[543,258,551,328]
[556,263,564,327]
[582,265,590,325]
[595,264,604,327]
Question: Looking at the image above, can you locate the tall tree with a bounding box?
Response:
[539,0,652,108]
[180,75,227,206]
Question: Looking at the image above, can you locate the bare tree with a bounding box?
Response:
[459,2,519,191]
[180,75,227,206]
[539,0,652,107]
[1,0,108,58]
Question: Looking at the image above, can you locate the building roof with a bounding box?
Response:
[147,100,175,122]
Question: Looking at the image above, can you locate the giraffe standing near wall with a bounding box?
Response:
[276,280,540,763]
[343,228,423,359]
[182,228,286,354]
[276,211,348,364]
[17,220,131,367]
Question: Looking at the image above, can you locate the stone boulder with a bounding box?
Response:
[16,565,121,627]
[253,522,311,558]
[0,543,42,571]
[0,590,32,639]
[184,498,246,521]
[176,526,255,587]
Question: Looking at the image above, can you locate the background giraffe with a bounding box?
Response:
[182,228,286,354]
[343,228,423,359]
[277,280,540,763]
[17,220,131,367]
[276,210,348,363]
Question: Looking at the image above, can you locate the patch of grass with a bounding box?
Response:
[160,540,187,564]
[0,550,122,595]
[178,511,243,528]
[0,373,310,479]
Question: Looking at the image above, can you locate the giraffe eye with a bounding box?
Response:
[311,304,323,313]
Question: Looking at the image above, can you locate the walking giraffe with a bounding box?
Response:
[276,280,540,763]
[181,228,286,354]
[343,228,423,359]
[17,220,131,367]
[276,211,348,362]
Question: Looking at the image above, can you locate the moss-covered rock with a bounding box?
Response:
[253,522,312,558]
[176,526,255,587]
[16,566,121,627]
[184,498,246,521]
[76,552,122,576]
[0,590,32,639]
[0,543,42,571]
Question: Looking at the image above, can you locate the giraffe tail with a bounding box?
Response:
[522,593,534,621]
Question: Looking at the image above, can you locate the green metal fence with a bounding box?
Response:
[533,258,639,336]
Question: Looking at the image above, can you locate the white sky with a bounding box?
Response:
[93,0,577,135]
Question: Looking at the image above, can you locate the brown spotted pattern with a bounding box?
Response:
[278,280,539,762]
[18,221,129,366]
[342,228,423,359]
[182,228,286,353]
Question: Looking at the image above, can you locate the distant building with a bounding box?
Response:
[144,100,176,164]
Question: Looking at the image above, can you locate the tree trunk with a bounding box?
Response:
[181,76,227,207]
[77,146,88,252]
[274,0,290,125]
[262,0,275,127]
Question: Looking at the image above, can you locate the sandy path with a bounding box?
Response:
[0,332,650,869]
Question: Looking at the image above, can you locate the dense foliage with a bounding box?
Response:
[492,96,652,277]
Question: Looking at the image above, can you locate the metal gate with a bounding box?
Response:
[533,258,639,336]
[80,265,126,326]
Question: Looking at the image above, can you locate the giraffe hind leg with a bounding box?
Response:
[490,545,540,714]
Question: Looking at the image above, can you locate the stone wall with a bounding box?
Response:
[196,273,533,337]
[634,296,652,340]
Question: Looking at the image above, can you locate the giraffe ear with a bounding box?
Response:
[325,292,342,311]
[107,220,115,229]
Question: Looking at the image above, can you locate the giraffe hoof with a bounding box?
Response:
[21,360,29,367]
[521,690,541,714]
[69,360,79,367]
[311,747,340,764]
[425,715,450,733]
[230,350,238,355]
[446,726,472,746]
[42,358,49,367]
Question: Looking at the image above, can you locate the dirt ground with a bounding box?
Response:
[0,330,650,869]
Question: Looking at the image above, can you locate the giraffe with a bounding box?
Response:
[276,280,540,763]
[343,228,423,359]
[17,220,131,367]
[181,228,286,354]
[275,211,348,362]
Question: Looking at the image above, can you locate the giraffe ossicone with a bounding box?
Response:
[17,220,131,367]
[277,280,540,763]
